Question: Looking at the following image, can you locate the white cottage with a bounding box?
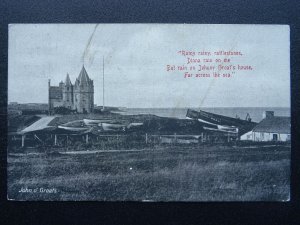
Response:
[241,111,290,142]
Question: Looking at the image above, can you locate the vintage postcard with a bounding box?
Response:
[7,24,290,201]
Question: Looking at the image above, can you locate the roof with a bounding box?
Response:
[65,73,72,86]
[19,116,56,134]
[252,116,290,134]
[77,65,92,86]
[49,86,62,99]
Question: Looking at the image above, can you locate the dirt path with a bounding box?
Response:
[59,149,147,154]
[8,149,148,157]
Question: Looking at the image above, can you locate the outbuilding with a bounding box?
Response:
[240,111,290,142]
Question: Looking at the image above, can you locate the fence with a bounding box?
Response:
[8,132,239,149]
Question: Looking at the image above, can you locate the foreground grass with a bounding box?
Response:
[7,145,290,201]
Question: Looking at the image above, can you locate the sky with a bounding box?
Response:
[8,24,290,108]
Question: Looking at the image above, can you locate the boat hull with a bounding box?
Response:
[101,122,126,131]
[58,126,90,131]
[186,109,257,135]
[83,119,112,125]
[127,122,143,129]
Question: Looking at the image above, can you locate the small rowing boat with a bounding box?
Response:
[101,122,126,131]
[127,122,143,129]
[83,118,113,126]
[58,120,90,131]
[186,109,257,135]
[58,126,91,131]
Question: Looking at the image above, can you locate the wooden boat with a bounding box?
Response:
[186,109,257,135]
[217,125,238,133]
[203,126,237,134]
[58,120,90,131]
[83,118,112,126]
[192,115,238,133]
[187,109,253,125]
[126,122,143,129]
[101,122,126,131]
[58,126,90,131]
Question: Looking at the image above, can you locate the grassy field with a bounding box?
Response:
[7,145,290,201]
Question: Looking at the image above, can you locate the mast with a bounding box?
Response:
[102,56,105,111]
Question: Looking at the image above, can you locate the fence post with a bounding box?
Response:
[201,132,204,143]
[86,134,89,144]
[21,135,25,147]
[227,133,230,143]
[54,134,57,146]
[145,133,148,144]
[174,133,177,143]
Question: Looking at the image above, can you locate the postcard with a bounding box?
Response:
[7,24,290,201]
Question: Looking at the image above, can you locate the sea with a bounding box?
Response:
[118,107,290,123]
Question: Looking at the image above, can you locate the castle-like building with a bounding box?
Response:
[48,66,94,113]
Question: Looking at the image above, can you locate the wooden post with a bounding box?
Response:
[174,133,177,143]
[116,134,119,149]
[86,134,89,144]
[227,133,230,142]
[145,133,148,144]
[66,135,69,146]
[54,134,57,146]
[201,132,204,143]
[21,135,25,147]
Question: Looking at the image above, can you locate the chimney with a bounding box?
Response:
[263,111,274,119]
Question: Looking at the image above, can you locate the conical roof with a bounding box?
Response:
[77,65,91,85]
[65,73,72,86]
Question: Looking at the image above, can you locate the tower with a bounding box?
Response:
[73,66,94,113]
[63,73,73,109]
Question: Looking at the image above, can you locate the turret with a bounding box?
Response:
[63,73,73,109]
[73,66,94,113]
[59,80,64,90]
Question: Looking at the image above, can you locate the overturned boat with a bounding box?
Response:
[83,118,113,126]
[101,122,126,131]
[126,122,143,129]
[58,120,91,131]
[186,109,257,135]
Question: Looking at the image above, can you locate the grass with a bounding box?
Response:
[7,145,290,201]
